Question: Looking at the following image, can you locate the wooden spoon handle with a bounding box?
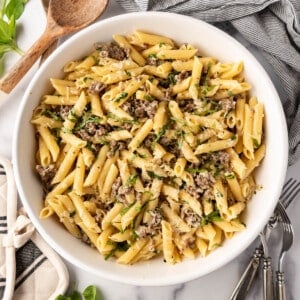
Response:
[40,39,59,65]
[0,31,56,94]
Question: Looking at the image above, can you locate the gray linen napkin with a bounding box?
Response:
[116,0,300,165]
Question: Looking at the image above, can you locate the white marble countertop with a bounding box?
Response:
[0,1,299,299]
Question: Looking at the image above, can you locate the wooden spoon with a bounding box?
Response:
[0,0,109,94]
[40,0,59,64]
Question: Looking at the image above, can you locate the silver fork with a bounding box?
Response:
[261,178,300,300]
[275,202,294,300]
[230,178,300,300]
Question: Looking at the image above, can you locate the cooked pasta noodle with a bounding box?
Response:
[32,30,265,265]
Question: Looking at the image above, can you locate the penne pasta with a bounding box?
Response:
[32,29,265,265]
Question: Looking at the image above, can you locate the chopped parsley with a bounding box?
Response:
[130,152,147,161]
[135,205,142,212]
[177,129,187,147]
[69,210,76,217]
[134,201,148,215]
[61,127,73,134]
[107,113,139,124]
[131,230,139,240]
[125,174,138,187]
[225,173,235,180]
[143,94,155,101]
[120,203,135,216]
[148,53,157,59]
[158,70,179,88]
[137,152,147,158]
[83,76,93,83]
[167,70,179,86]
[253,138,260,149]
[50,128,61,143]
[147,171,165,180]
[41,109,63,121]
[202,84,217,95]
[187,168,207,174]
[152,120,172,146]
[74,114,103,131]
[104,248,117,261]
[201,210,223,226]
[200,64,212,100]
[97,137,109,145]
[85,141,94,152]
[215,190,223,198]
[114,92,128,103]
[67,108,79,123]
[200,109,217,116]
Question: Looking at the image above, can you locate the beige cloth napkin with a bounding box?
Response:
[0,155,69,300]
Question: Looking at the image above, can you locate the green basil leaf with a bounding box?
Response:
[0,0,27,75]
[7,14,16,38]
[0,19,13,42]
[55,295,72,300]
[0,56,4,76]
[69,291,81,300]
[56,290,80,300]
[82,285,97,300]
[5,0,27,20]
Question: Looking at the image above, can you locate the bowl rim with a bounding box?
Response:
[12,11,288,286]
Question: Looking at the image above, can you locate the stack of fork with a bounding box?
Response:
[275,202,294,300]
[230,178,299,300]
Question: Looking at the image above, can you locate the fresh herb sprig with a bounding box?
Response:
[55,285,101,300]
[0,0,27,75]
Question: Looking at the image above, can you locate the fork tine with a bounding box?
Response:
[280,178,294,194]
[280,178,295,194]
[277,203,293,239]
[275,203,294,299]
[280,178,298,198]
[279,178,300,207]
[282,186,300,208]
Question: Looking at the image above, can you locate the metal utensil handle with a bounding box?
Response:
[230,248,263,300]
[263,257,274,300]
[276,271,286,300]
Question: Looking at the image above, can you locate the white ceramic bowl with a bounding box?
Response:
[13,12,288,286]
